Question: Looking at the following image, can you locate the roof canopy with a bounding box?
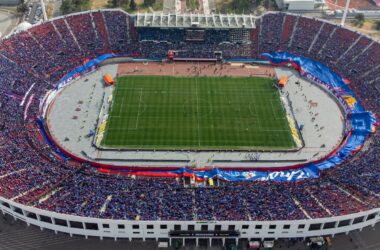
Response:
[135,13,257,29]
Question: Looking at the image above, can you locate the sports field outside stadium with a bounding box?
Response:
[101,75,296,150]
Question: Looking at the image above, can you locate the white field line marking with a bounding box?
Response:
[119,95,125,117]
[116,88,275,94]
[270,100,278,119]
[195,76,201,147]
[270,100,287,120]
[103,87,118,142]
[260,129,290,132]
[249,93,263,131]
[135,88,143,129]
[106,127,289,132]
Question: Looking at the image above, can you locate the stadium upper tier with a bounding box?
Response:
[0,9,379,224]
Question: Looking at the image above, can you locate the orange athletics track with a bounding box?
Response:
[117,61,276,78]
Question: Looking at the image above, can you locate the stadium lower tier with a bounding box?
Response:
[0,9,379,240]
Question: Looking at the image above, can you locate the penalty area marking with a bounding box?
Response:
[110,88,144,131]
[118,95,125,117]
[195,73,201,147]
[134,88,144,130]
[269,100,287,120]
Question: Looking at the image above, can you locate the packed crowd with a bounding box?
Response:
[289,16,322,56]
[309,23,336,59]
[0,10,378,221]
[33,159,379,221]
[259,13,285,53]
[260,13,380,115]
[321,27,359,63]
[136,28,251,59]
[279,15,298,51]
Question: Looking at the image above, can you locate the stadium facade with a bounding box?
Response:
[0,9,379,246]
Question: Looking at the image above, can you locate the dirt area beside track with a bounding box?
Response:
[117,61,276,78]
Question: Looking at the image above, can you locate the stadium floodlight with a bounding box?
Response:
[341,0,351,26]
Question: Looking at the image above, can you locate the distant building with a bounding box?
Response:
[0,0,20,5]
[276,0,325,10]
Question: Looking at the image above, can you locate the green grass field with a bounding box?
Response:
[101,76,296,150]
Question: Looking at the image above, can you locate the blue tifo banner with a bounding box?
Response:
[56,54,160,88]
[40,52,377,182]
[36,118,69,161]
[261,51,366,113]
[194,166,321,181]
[56,54,116,88]
[100,166,320,182]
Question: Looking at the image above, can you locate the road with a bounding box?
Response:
[0,9,18,38]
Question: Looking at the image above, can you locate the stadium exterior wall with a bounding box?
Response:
[1,196,379,244]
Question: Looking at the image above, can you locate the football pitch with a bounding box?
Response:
[101,76,296,150]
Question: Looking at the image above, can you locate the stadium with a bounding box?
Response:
[0,9,379,248]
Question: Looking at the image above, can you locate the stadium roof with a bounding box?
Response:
[135,13,258,29]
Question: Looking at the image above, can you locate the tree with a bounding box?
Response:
[144,0,155,6]
[108,0,117,7]
[17,0,28,13]
[61,0,90,14]
[376,21,380,31]
[263,0,272,9]
[353,13,365,27]
[129,0,137,10]
[109,0,129,7]
[231,0,250,13]
[61,0,73,14]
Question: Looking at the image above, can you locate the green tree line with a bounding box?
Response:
[61,0,91,15]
